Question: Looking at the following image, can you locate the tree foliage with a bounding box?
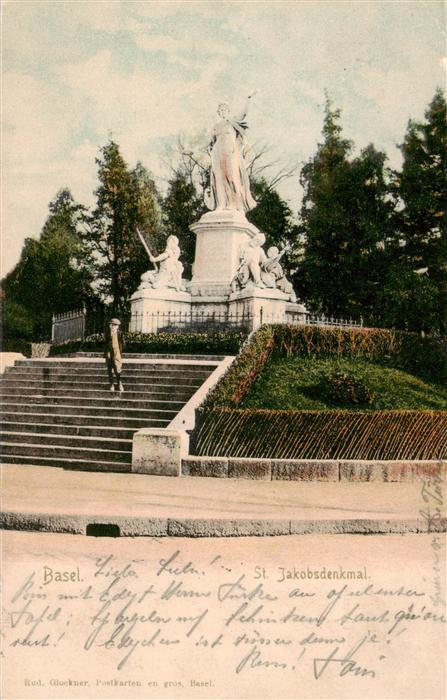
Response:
[81,141,162,315]
[248,177,298,248]
[390,88,447,333]
[298,97,394,322]
[2,189,89,338]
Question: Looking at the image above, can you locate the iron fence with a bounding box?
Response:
[51,306,364,342]
[51,308,86,344]
[128,310,254,334]
[305,313,363,329]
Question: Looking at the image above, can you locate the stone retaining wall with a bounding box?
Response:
[182,456,446,482]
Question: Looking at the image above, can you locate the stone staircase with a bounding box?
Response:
[0,355,221,472]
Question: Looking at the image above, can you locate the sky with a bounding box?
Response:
[2,0,445,277]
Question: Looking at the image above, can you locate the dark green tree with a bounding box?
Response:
[297,97,394,320]
[2,189,89,339]
[129,161,163,286]
[297,97,353,316]
[344,144,395,323]
[248,177,298,248]
[82,141,162,316]
[392,88,447,333]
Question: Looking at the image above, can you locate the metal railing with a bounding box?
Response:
[128,310,253,334]
[51,308,86,343]
[51,306,364,342]
[304,313,363,329]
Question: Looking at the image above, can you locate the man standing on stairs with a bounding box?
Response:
[104,318,125,393]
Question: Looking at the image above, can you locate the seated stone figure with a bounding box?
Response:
[263,246,297,302]
[139,235,185,292]
[231,233,276,292]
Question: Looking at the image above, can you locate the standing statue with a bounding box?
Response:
[205,92,257,213]
[137,229,185,292]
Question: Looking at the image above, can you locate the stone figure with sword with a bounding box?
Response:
[136,227,185,292]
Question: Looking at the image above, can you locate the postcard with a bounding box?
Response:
[1,1,446,698]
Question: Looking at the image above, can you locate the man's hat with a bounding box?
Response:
[109,318,121,325]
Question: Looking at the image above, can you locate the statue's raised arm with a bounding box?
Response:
[236,90,257,123]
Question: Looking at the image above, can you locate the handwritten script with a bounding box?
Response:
[2,539,446,696]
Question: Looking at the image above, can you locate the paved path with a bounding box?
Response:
[2,463,444,536]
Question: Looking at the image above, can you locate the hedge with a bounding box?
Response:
[202,325,275,408]
[1,338,32,357]
[49,330,248,357]
[273,325,447,383]
[192,409,447,460]
[203,325,447,409]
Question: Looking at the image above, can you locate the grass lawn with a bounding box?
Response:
[241,355,447,411]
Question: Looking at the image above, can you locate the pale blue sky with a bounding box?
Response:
[2,0,445,275]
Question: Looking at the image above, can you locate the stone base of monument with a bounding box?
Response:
[189,210,259,297]
[129,287,192,333]
[229,286,290,328]
[285,301,308,324]
[129,286,308,334]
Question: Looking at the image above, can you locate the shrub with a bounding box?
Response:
[317,370,374,406]
[0,338,32,357]
[49,330,247,357]
[201,324,446,410]
[1,298,34,340]
[272,325,446,383]
[202,325,276,408]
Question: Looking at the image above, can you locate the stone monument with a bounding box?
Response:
[130,94,306,332]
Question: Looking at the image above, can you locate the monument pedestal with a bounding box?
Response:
[129,204,307,334]
[129,288,192,333]
[229,287,290,330]
[189,210,258,297]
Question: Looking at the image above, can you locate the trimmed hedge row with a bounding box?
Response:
[195,325,447,460]
[273,325,447,383]
[192,409,447,460]
[203,325,447,409]
[203,325,275,408]
[49,330,248,356]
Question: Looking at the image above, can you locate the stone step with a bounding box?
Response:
[0,394,185,410]
[1,411,169,429]
[0,454,131,472]
[0,376,204,389]
[1,431,133,452]
[4,367,212,380]
[1,355,222,474]
[13,359,217,372]
[2,402,177,420]
[76,352,227,361]
[1,421,137,440]
[0,385,195,401]
[0,441,132,464]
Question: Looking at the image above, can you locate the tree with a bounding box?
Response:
[82,141,162,316]
[393,89,447,333]
[248,177,298,248]
[297,97,354,316]
[297,97,394,321]
[2,189,89,338]
[162,170,205,278]
[343,144,395,323]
